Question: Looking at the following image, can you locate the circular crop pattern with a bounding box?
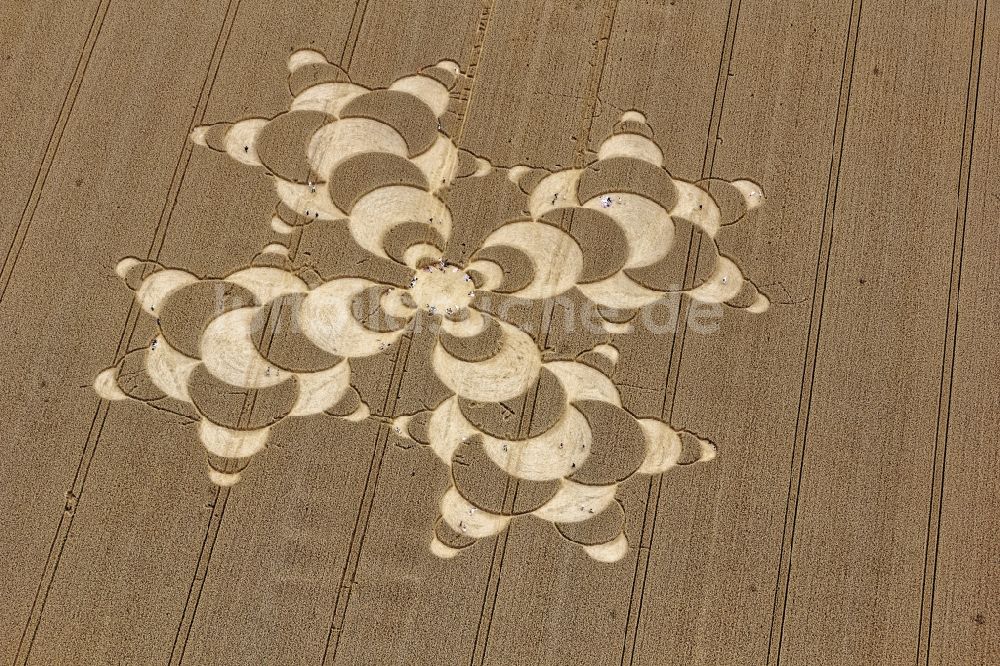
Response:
[95,49,768,562]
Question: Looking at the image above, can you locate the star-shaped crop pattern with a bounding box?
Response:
[95,49,768,562]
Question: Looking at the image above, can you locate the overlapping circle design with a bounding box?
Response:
[95,49,768,562]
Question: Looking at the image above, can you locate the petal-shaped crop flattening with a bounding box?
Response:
[348,186,451,261]
[479,221,583,300]
[299,278,410,358]
[340,89,439,158]
[201,308,293,389]
[290,82,368,116]
[157,280,258,359]
[432,315,541,403]
[581,193,674,269]
[479,405,592,482]
[308,117,409,179]
[255,110,332,183]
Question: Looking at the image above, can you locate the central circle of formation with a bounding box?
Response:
[408,259,474,316]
